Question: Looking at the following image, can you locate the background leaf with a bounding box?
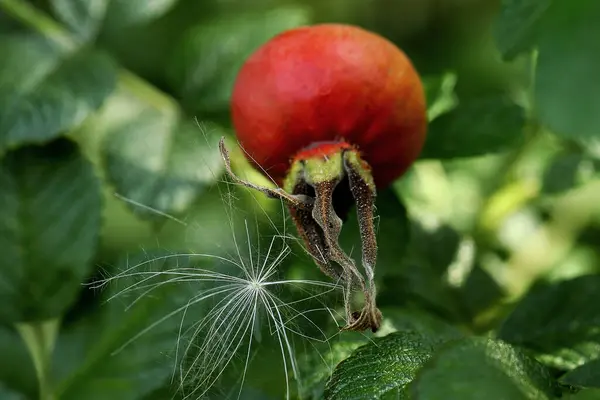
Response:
[459,264,505,321]
[566,389,600,400]
[0,139,101,322]
[376,221,466,323]
[535,1,600,140]
[0,324,38,399]
[52,251,204,400]
[542,153,586,194]
[499,275,600,369]
[560,358,600,389]
[493,0,552,60]
[104,0,179,29]
[420,93,526,159]
[409,337,559,399]
[324,330,458,399]
[166,6,311,113]
[50,0,108,41]
[102,110,224,218]
[0,34,117,154]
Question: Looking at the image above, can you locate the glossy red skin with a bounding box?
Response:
[231,23,427,189]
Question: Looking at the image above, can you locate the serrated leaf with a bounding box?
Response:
[53,251,204,400]
[0,35,117,154]
[499,275,600,370]
[298,336,367,400]
[535,1,600,140]
[409,338,560,399]
[299,309,462,399]
[493,0,552,60]
[167,6,311,113]
[0,139,101,322]
[420,93,526,160]
[102,110,224,219]
[323,330,454,399]
[50,0,108,41]
[0,325,38,399]
[561,358,600,389]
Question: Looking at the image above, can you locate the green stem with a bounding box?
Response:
[0,0,180,113]
[16,320,60,400]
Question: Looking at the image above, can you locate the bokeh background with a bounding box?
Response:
[1,0,600,399]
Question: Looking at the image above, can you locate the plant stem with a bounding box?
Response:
[0,0,180,113]
[16,320,60,400]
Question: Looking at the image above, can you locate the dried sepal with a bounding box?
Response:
[218,137,313,209]
[340,150,381,332]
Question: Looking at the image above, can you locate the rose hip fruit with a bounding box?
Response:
[231,23,427,189]
[219,23,427,332]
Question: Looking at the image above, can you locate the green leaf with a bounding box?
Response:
[0,34,117,154]
[0,325,38,399]
[377,268,460,322]
[323,330,454,400]
[493,0,552,60]
[420,93,526,160]
[423,72,458,121]
[407,222,461,275]
[381,308,464,340]
[561,358,600,389]
[299,308,462,399]
[378,269,464,324]
[167,6,311,113]
[0,139,101,322]
[298,336,367,400]
[53,251,204,400]
[50,0,108,41]
[535,1,600,140]
[499,275,600,370]
[566,389,600,399]
[541,153,596,194]
[409,338,560,399]
[102,111,224,218]
[50,0,177,39]
[104,0,179,28]
[377,222,465,322]
[0,386,28,400]
[460,264,505,320]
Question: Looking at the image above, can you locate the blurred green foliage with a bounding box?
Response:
[0,0,600,399]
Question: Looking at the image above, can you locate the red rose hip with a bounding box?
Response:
[219,23,427,333]
[231,23,427,189]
